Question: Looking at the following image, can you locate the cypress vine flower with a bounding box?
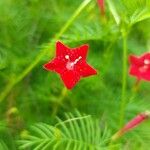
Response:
[112,111,150,140]
[43,41,97,89]
[129,53,150,82]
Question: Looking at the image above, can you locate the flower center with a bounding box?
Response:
[144,59,150,65]
[139,59,150,72]
[65,55,82,70]
[139,65,149,72]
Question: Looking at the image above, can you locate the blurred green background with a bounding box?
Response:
[0,0,150,149]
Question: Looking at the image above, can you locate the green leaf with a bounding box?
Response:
[106,0,121,25]
[19,111,110,150]
[130,8,150,25]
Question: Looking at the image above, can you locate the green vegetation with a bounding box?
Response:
[0,0,150,149]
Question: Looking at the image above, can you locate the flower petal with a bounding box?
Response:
[129,55,142,65]
[72,44,89,60]
[75,61,97,77]
[129,65,150,81]
[43,57,66,74]
[141,52,150,60]
[141,71,150,81]
[129,65,141,79]
[60,70,80,89]
[56,41,70,57]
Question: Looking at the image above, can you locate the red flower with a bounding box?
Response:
[43,41,97,89]
[97,0,105,16]
[129,53,150,81]
[112,111,150,140]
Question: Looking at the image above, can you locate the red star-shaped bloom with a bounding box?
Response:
[43,41,97,89]
[129,52,150,81]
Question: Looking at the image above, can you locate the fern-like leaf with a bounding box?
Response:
[19,111,110,150]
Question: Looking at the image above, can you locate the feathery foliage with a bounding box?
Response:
[19,111,110,150]
[107,0,150,25]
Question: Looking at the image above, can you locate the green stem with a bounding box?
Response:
[52,87,68,117]
[54,0,92,40]
[133,78,141,92]
[119,29,128,127]
[0,0,92,102]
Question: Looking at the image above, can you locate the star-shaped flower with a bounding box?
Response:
[43,41,97,89]
[129,52,150,81]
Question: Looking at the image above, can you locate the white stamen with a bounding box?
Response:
[74,56,82,64]
[65,55,70,60]
[144,59,150,65]
[66,62,74,70]
[65,55,82,70]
